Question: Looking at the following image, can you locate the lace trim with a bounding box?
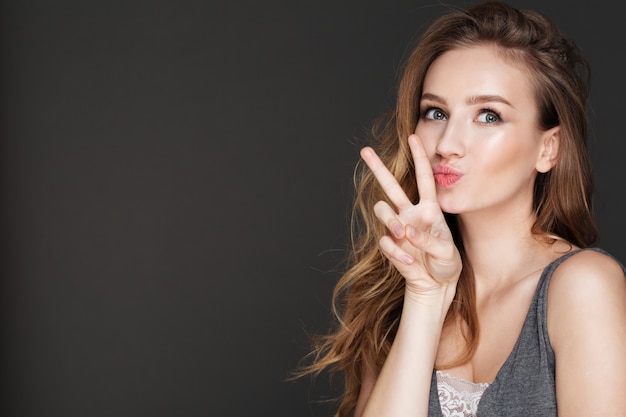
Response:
[436,371,489,417]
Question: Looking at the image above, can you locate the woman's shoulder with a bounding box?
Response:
[547,247,626,345]
[548,248,625,303]
[550,248,625,288]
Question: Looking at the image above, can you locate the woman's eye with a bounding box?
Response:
[424,108,447,121]
[477,111,500,123]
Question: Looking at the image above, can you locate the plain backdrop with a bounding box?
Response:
[1,1,624,416]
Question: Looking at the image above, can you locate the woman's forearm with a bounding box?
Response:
[361,289,450,417]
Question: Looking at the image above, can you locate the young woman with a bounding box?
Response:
[299,1,626,416]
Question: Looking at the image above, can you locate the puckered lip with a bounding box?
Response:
[433,164,462,187]
[433,164,462,176]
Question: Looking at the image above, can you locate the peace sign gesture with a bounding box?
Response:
[360,134,461,299]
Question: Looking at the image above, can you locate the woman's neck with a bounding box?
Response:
[457,206,554,290]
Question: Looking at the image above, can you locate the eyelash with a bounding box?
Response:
[421,107,446,120]
[477,107,502,123]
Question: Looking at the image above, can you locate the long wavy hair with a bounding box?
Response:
[297,2,598,416]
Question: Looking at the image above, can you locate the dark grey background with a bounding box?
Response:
[1,1,623,416]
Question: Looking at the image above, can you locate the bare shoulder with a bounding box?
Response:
[548,248,626,348]
[549,249,625,297]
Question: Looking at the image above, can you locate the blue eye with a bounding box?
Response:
[424,108,447,121]
[477,110,500,123]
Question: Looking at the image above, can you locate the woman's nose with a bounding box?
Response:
[435,117,466,159]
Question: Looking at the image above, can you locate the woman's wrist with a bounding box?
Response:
[400,282,456,333]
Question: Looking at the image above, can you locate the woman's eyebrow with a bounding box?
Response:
[467,94,515,109]
[420,93,445,104]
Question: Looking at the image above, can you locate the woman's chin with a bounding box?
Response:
[437,199,464,215]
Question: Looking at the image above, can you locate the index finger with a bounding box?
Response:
[408,134,438,202]
[360,146,413,210]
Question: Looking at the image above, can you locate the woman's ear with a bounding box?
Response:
[536,126,560,173]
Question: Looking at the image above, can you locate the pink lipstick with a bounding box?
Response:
[433,164,462,187]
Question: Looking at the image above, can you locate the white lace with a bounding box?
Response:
[436,371,490,417]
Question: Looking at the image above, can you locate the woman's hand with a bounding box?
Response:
[360,134,461,299]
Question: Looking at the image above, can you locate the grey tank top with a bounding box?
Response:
[427,247,624,416]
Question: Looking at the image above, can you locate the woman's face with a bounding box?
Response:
[415,45,557,217]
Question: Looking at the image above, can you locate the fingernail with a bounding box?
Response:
[393,224,404,238]
[401,254,414,265]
